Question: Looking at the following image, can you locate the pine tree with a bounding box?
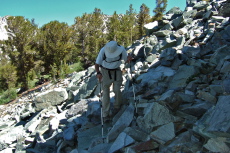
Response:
[152,0,168,21]
[120,4,138,47]
[38,21,74,78]
[107,11,121,42]
[73,9,107,68]
[0,55,17,91]
[87,8,106,66]
[73,13,91,66]
[1,16,38,91]
[137,4,151,38]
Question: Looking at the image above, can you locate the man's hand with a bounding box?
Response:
[127,53,134,63]
[97,73,102,82]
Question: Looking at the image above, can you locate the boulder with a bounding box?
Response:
[168,65,199,89]
[33,88,68,111]
[65,99,89,118]
[107,104,134,142]
[137,102,180,133]
[144,21,159,34]
[150,122,175,144]
[108,132,134,153]
[194,95,230,138]
[204,137,230,153]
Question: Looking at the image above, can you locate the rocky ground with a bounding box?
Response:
[0,0,230,153]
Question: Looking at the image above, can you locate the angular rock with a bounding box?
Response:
[223,76,230,94]
[168,65,199,89]
[158,89,175,102]
[182,46,201,58]
[197,91,217,103]
[0,125,24,144]
[220,61,230,73]
[194,95,230,138]
[77,124,110,150]
[180,100,213,117]
[137,66,175,86]
[88,143,111,153]
[144,21,158,34]
[66,99,89,118]
[124,127,150,142]
[204,137,230,153]
[108,132,134,153]
[74,74,98,101]
[150,122,175,144]
[159,48,177,61]
[137,102,180,133]
[172,16,184,29]
[147,35,158,46]
[33,88,68,111]
[159,131,203,152]
[152,30,172,37]
[107,104,134,142]
[210,45,230,66]
[193,1,209,10]
[63,126,75,141]
[131,139,159,153]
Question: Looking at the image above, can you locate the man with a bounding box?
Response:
[95,41,132,121]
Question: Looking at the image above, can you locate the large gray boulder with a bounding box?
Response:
[168,65,199,89]
[33,88,68,111]
[74,74,98,101]
[150,122,175,144]
[137,102,180,133]
[193,95,230,138]
[107,104,134,142]
[137,66,175,88]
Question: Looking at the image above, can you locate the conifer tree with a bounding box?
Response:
[152,0,168,21]
[73,9,106,68]
[137,4,151,38]
[1,16,37,91]
[0,55,17,91]
[73,13,91,65]
[87,8,106,66]
[38,21,74,78]
[107,11,121,42]
[120,4,138,46]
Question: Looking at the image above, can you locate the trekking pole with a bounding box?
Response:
[99,82,105,143]
[129,61,138,116]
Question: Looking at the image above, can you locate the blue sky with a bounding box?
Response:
[1,0,186,27]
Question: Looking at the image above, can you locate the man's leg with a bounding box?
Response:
[101,68,112,117]
[113,70,123,109]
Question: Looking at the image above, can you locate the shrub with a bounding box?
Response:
[69,62,84,73]
[0,88,17,105]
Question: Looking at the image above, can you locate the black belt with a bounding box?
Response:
[100,66,120,81]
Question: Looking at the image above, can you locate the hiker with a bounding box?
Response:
[95,41,133,121]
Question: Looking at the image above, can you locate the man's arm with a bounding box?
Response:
[95,63,102,82]
[95,63,100,73]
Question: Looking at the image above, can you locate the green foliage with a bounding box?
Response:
[68,62,84,73]
[38,21,75,76]
[0,88,17,105]
[73,9,106,68]
[0,61,17,90]
[1,16,38,90]
[137,4,151,38]
[152,0,168,21]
